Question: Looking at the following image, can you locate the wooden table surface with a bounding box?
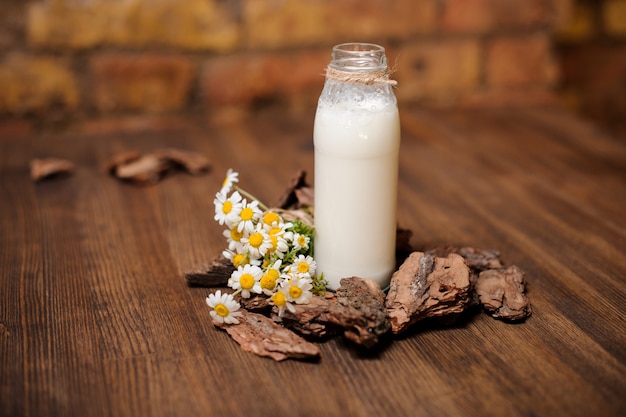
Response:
[1,106,625,417]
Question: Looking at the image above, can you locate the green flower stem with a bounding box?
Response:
[234,186,269,211]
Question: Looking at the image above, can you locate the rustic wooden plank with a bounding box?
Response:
[0,174,29,417]
[1,108,625,417]
[0,172,112,417]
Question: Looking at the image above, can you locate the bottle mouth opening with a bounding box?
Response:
[330,43,387,72]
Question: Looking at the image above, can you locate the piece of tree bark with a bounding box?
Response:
[215,310,320,361]
[30,157,75,181]
[272,296,343,339]
[385,251,471,334]
[238,294,272,313]
[335,277,390,346]
[427,246,503,273]
[273,294,387,347]
[475,266,532,321]
[426,246,531,315]
[275,170,313,210]
[294,187,314,208]
[184,255,233,286]
[457,247,503,271]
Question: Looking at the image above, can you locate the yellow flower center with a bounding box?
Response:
[222,201,233,214]
[260,273,277,290]
[222,177,230,188]
[249,232,263,248]
[240,207,254,221]
[269,227,281,236]
[272,292,286,307]
[297,236,307,246]
[233,253,246,267]
[297,262,309,274]
[263,211,280,225]
[289,285,303,299]
[261,269,279,290]
[239,273,255,290]
[214,303,229,317]
[230,228,243,242]
[269,235,278,251]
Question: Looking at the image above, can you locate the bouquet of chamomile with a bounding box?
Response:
[206,169,326,325]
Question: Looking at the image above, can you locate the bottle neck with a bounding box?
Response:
[329,43,387,72]
[318,43,398,108]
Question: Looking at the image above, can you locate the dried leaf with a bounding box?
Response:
[30,157,75,181]
[107,148,210,185]
[104,150,142,174]
[153,148,211,175]
[114,154,170,185]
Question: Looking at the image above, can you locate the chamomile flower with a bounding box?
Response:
[261,210,282,228]
[270,288,295,316]
[290,254,316,278]
[260,260,282,295]
[206,290,242,324]
[236,199,262,234]
[241,226,273,258]
[223,249,260,268]
[266,223,292,257]
[223,226,246,252]
[214,190,243,227]
[292,233,310,251]
[219,169,239,195]
[228,264,263,298]
[284,275,313,305]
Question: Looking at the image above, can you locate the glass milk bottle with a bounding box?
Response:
[314,43,400,290]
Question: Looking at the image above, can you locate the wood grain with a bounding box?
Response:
[1,106,625,417]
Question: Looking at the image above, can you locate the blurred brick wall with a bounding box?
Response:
[556,0,626,140]
[0,0,571,130]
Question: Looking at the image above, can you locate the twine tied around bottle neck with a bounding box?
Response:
[325,66,398,87]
